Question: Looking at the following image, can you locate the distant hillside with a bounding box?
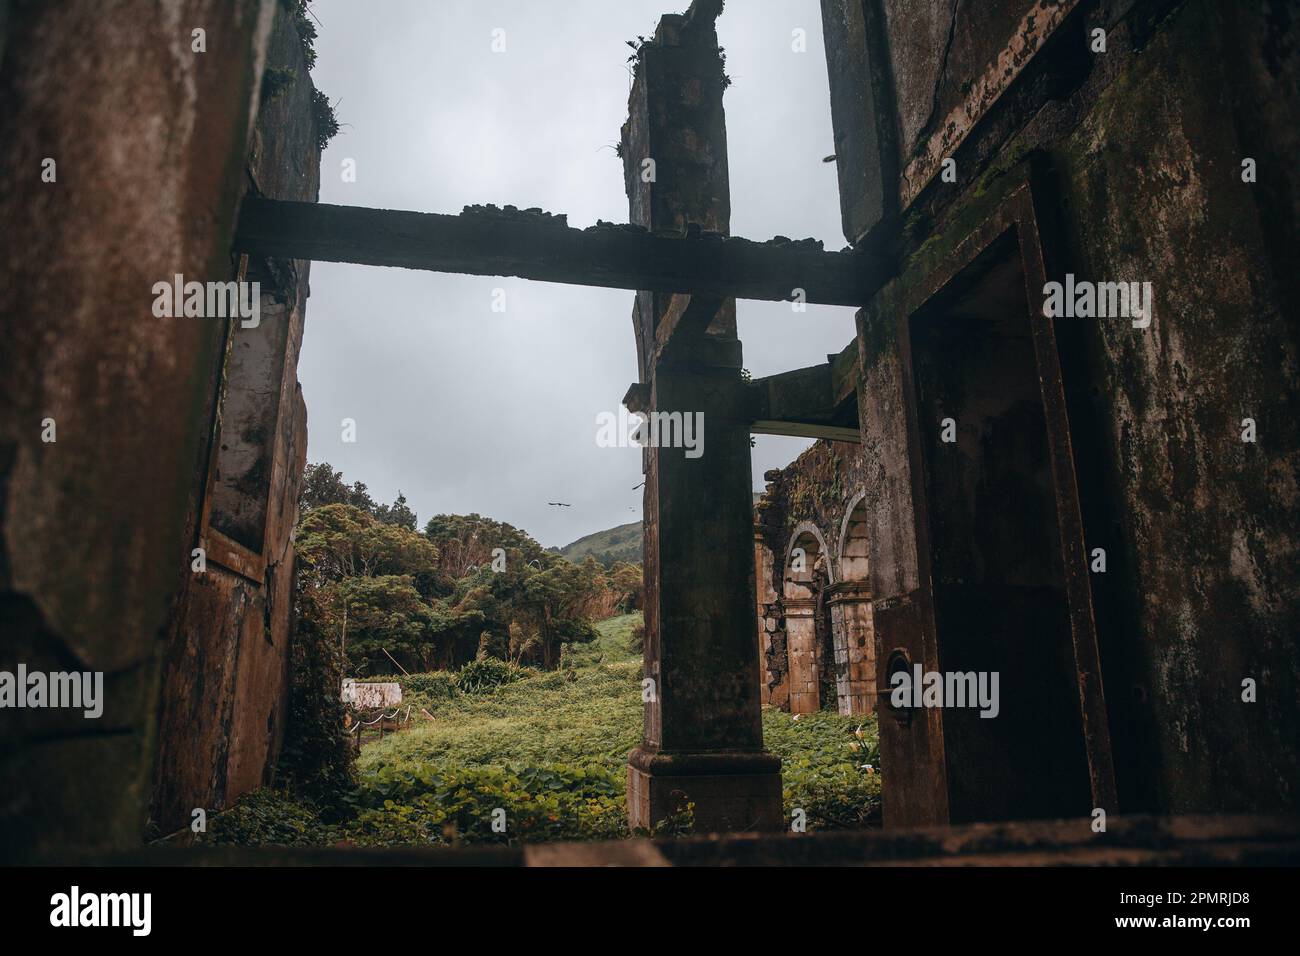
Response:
[556,495,764,567]
[557,521,642,567]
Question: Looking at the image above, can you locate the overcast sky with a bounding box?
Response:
[303,0,857,548]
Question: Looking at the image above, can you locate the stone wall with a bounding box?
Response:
[0,0,279,856]
[754,441,875,716]
[150,8,320,836]
[821,0,1299,822]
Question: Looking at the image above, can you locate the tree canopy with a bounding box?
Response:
[295,463,642,675]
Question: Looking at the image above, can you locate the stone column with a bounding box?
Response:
[827,581,875,715]
[754,529,777,708]
[622,1,782,833]
[784,598,820,714]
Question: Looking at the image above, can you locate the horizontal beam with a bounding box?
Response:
[751,422,861,443]
[746,362,860,442]
[234,198,885,307]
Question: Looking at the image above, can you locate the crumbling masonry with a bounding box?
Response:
[1,0,1297,858]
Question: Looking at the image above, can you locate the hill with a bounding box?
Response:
[557,521,642,566]
[556,495,763,567]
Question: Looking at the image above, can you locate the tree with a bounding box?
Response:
[374,491,417,531]
[609,561,644,612]
[294,464,641,674]
[424,513,551,577]
[519,560,602,669]
[323,574,436,672]
[295,504,442,671]
[297,504,438,581]
[299,461,419,530]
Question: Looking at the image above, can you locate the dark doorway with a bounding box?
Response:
[909,228,1091,823]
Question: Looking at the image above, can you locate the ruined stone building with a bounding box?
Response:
[746,0,1299,832]
[755,441,874,717]
[1,0,1297,862]
[1,2,316,852]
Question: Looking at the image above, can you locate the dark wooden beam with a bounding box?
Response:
[234,198,885,307]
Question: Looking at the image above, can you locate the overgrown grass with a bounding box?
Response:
[360,613,644,773]
[203,613,881,847]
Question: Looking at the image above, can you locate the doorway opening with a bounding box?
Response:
[908,228,1091,824]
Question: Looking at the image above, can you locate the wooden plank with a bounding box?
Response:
[234,198,885,307]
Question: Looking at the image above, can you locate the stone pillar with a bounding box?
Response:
[622,1,782,834]
[754,530,777,708]
[784,598,821,714]
[827,581,875,715]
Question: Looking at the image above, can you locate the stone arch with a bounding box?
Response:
[828,492,875,716]
[783,522,832,714]
[783,520,833,597]
[837,490,870,582]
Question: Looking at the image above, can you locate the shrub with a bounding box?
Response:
[260,66,295,103]
[199,789,332,847]
[277,609,355,814]
[398,672,458,699]
[343,761,627,846]
[455,657,524,694]
[356,671,458,700]
[766,712,882,830]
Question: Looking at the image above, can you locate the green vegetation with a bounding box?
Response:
[260,66,296,104]
[555,520,642,567]
[296,462,639,675]
[276,608,354,816]
[553,496,759,568]
[276,0,339,152]
[203,614,881,848]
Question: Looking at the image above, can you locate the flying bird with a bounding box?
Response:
[548,502,572,507]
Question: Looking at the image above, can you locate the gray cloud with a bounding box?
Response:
[304,0,856,547]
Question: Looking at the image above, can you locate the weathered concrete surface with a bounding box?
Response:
[1046,0,1300,814]
[746,360,860,441]
[151,8,319,836]
[891,0,1082,207]
[825,0,1299,823]
[819,0,899,244]
[342,681,403,709]
[235,198,880,307]
[622,1,783,833]
[753,529,787,708]
[0,0,277,856]
[828,581,875,715]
